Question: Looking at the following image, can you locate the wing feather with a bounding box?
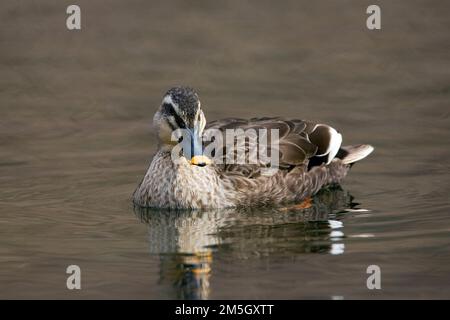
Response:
[204,117,342,178]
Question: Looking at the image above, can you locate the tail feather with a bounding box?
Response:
[337,144,374,164]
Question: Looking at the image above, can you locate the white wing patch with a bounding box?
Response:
[311,124,342,164]
[326,126,342,164]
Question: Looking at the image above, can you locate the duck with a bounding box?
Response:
[133,86,374,209]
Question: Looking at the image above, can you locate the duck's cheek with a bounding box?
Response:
[172,155,190,167]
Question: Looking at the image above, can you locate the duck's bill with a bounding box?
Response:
[190,155,212,167]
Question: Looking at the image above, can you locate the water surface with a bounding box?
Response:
[1,0,449,299]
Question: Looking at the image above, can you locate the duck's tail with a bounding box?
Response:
[337,144,374,165]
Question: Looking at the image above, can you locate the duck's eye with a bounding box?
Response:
[178,136,183,143]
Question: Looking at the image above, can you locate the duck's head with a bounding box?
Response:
[153,86,211,166]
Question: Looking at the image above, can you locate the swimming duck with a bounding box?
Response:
[133,86,373,209]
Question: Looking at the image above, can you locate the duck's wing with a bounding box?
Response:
[204,117,343,178]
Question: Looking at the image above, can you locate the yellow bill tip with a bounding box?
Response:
[190,155,212,166]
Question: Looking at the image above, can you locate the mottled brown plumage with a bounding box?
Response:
[133,87,374,209]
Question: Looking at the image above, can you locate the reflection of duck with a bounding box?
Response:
[136,209,224,300]
[135,186,354,255]
[134,186,359,299]
[133,86,373,209]
[157,252,213,300]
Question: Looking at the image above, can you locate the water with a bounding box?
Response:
[1,0,449,299]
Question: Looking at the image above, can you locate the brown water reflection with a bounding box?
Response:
[135,187,356,299]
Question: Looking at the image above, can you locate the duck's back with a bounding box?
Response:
[205,117,345,177]
[203,117,373,206]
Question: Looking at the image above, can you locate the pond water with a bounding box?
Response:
[1,0,449,299]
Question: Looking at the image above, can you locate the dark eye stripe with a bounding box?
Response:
[166,118,176,131]
[163,103,186,129]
